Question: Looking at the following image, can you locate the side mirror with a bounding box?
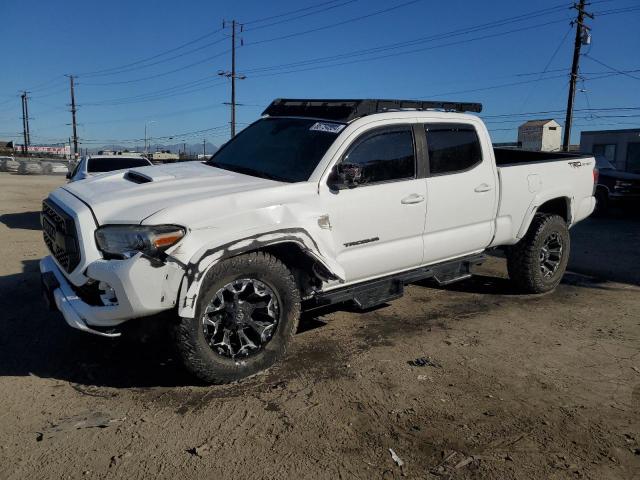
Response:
[329,163,363,190]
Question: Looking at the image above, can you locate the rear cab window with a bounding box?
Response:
[424,123,482,175]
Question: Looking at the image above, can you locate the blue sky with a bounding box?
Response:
[1,0,639,149]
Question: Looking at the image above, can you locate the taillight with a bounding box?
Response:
[593,167,599,184]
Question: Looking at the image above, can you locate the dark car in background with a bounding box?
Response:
[594,155,640,214]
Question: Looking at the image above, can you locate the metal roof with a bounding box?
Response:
[518,119,560,128]
[581,128,640,135]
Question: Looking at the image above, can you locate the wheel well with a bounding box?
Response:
[536,197,570,222]
[260,242,328,296]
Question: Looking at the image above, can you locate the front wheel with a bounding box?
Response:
[506,214,570,294]
[175,252,300,384]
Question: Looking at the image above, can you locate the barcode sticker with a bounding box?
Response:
[309,122,346,134]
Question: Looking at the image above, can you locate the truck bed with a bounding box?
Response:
[493,148,591,166]
[490,148,596,248]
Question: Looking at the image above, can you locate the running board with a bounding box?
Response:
[304,253,485,311]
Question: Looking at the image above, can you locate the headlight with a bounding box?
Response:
[95,225,185,258]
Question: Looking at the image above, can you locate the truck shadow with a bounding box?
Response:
[0,255,630,390]
[0,211,42,230]
[0,260,199,388]
[0,260,335,389]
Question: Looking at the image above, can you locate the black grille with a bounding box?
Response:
[42,199,80,273]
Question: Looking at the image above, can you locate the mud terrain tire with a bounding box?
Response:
[507,214,570,294]
[175,252,300,384]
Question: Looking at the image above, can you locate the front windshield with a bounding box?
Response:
[207,117,345,182]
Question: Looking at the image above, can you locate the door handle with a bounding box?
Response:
[401,193,425,204]
[474,183,493,193]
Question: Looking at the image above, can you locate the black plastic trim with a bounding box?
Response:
[304,253,486,311]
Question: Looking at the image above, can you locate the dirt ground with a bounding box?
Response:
[0,172,638,480]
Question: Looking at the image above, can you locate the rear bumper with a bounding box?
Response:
[40,254,182,337]
[575,196,596,223]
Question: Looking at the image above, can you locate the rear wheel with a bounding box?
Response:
[175,252,300,384]
[506,214,570,294]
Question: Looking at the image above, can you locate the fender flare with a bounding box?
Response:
[175,228,345,318]
[516,193,573,239]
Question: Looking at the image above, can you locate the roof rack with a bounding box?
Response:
[262,98,482,122]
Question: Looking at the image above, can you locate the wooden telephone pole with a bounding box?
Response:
[219,20,246,137]
[67,75,79,158]
[562,0,593,151]
[20,92,30,154]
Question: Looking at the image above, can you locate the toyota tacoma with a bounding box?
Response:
[40,98,597,383]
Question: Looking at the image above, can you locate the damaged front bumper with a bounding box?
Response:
[40,254,183,337]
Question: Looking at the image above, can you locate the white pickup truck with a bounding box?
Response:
[40,99,597,383]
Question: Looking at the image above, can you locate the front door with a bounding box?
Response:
[321,125,426,283]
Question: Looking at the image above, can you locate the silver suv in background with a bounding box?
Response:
[67,154,152,182]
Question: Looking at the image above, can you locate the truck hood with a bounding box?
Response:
[62,161,281,224]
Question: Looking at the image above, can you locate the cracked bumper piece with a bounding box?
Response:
[40,255,182,337]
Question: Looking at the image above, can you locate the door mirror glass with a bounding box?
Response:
[329,162,363,189]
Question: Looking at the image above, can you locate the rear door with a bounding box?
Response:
[321,124,427,282]
[421,122,498,264]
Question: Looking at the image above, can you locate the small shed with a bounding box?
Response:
[517,119,562,152]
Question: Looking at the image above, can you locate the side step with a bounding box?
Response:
[304,253,485,311]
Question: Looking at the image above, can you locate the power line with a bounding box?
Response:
[80,36,229,81]
[78,28,224,77]
[583,54,640,80]
[82,80,228,107]
[246,18,573,79]
[79,49,230,87]
[244,0,424,46]
[244,0,346,25]
[244,0,359,32]
[518,25,573,113]
[240,4,573,76]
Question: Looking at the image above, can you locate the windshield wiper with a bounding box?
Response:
[207,161,289,182]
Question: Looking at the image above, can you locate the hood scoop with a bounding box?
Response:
[124,168,175,184]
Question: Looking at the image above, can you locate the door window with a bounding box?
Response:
[342,127,415,184]
[626,142,640,173]
[425,124,482,175]
[592,144,616,166]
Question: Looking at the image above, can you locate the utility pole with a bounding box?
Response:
[203,139,206,157]
[219,20,246,137]
[67,75,79,158]
[563,0,593,151]
[23,92,31,152]
[20,92,30,155]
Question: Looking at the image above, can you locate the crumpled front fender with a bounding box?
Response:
[176,227,344,318]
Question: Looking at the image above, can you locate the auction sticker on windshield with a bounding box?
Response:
[309,122,346,134]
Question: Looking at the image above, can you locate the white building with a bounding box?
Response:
[517,119,562,152]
